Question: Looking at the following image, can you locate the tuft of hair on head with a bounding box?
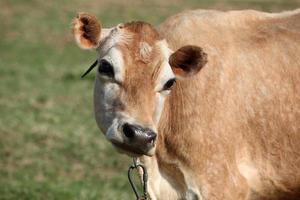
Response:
[122,21,161,63]
[72,12,102,49]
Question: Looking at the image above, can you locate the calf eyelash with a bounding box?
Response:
[81,60,98,78]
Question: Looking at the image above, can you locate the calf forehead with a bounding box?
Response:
[121,53,157,105]
[98,21,160,59]
[121,21,161,63]
[98,21,163,82]
[124,22,163,73]
[118,22,164,89]
[123,21,160,47]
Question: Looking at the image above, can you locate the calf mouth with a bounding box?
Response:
[111,140,155,157]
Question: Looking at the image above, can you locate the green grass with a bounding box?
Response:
[0,0,299,199]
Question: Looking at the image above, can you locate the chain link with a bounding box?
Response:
[128,158,149,200]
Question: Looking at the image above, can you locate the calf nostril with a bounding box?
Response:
[122,123,135,138]
[146,131,157,142]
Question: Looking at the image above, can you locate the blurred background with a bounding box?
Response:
[0,0,299,199]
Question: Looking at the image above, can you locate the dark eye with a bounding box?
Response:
[98,59,114,77]
[163,78,176,90]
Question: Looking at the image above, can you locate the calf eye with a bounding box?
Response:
[98,59,114,77]
[163,78,176,90]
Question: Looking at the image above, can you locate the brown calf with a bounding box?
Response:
[72,9,300,200]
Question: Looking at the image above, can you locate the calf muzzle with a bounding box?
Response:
[121,123,157,154]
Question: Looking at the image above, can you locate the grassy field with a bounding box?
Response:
[0,0,299,199]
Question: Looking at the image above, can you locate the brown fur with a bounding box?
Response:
[153,9,300,200]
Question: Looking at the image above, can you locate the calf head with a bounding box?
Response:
[72,13,207,156]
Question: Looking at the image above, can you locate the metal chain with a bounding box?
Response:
[128,158,149,200]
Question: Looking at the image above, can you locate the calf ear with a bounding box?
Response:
[72,13,102,49]
[169,45,207,77]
